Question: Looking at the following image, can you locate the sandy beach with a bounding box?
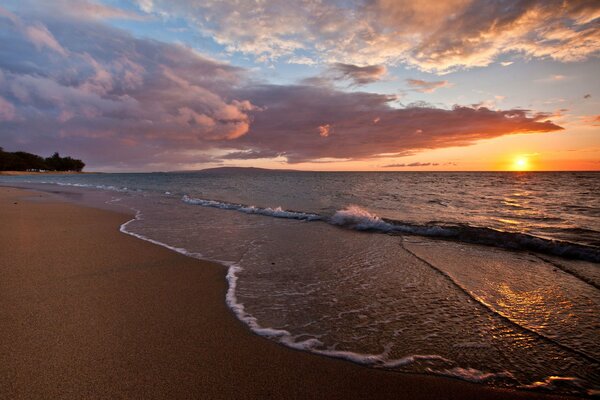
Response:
[0,187,577,399]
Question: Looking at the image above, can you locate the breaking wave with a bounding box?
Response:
[330,206,600,262]
[182,198,599,263]
[182,195,322,221]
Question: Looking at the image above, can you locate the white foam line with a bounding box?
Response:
[428,367,516,383]
[118,208,290,338]
[182,195,322,221]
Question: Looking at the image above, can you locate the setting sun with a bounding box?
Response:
[513,156,529,171]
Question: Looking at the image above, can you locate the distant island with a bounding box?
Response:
[0,147,85,172]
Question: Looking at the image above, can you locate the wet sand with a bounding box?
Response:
[0,187,576,399]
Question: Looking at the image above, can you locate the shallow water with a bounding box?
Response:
[2,170,599,395]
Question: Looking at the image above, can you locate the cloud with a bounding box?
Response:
[137,0,154,13]
[232,84,563,163]
[406,79,451,93]
[472,95,507,110]
[65,0,148,20]
[0,7,256,168]
[134,0,600,72]
[23,23,68,55]
[328,63,387,85]
[0,4,565,170]
[302,63,387,87]
[287,56,317,65]
[11,0,148,20]
[408,0,600,72]
[0,6,68,56]
[383,162,440,167]
[581,115,600,126]
[221,149,282,160]
[317,124,332,137]
[0,95,16,121]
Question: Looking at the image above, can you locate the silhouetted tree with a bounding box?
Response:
[0,149,85,171]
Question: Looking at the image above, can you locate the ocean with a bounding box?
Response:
[2,170,599,395]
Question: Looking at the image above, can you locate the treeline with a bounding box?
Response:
[0,147,85,172]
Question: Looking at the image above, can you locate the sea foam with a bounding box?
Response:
[182,195,322,221]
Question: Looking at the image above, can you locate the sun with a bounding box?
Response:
[513,156,529,171]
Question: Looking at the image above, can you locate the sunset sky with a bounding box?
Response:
[0,0,598,171]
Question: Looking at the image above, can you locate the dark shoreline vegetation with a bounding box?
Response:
[0,147,84,172]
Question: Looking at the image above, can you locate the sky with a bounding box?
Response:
[0,0,598,172]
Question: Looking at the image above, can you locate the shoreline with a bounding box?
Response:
[0,187,579,399]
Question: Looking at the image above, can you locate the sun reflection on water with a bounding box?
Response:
[495,283,575,331]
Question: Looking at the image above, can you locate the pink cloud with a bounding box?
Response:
[24,22,68,56]
[406,79,451,93]
[581,115,600,126]
[0,95,16,121]
[0,6,68,57]
[231,85,563,163]
[318,124,332,137]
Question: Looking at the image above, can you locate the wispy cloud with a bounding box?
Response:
[383,162,440,168]
[406,79,451,93]
[328,63,387,85]
[581,115,600,126]
[1,6,68,56]
[303,63,387,87]
[0,95,16,121]
[132,0,600,73]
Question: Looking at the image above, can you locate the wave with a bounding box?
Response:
[331,206,600,263]
[36,180,134,193]
[181,198,599,263]
[182,195,322,221]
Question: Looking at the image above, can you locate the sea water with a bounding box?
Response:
[2,170,599,395]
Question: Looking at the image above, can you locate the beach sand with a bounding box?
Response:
[0,187,575,399]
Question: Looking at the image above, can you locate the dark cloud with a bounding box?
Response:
[302,63,387,87]
[328,63,387,85]
[231,84,563,163]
